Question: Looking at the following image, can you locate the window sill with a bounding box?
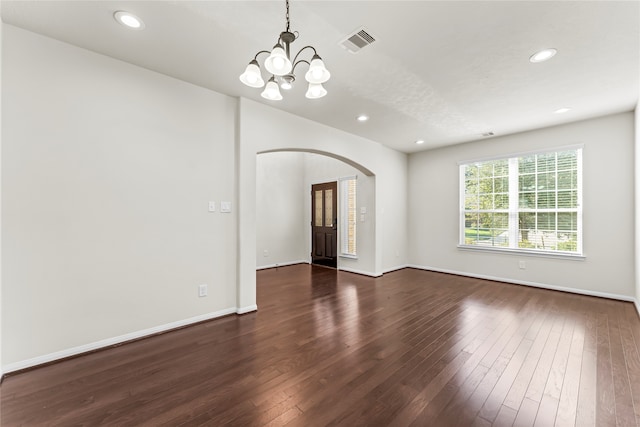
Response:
[457,244,585,261]
[340,254,358,260]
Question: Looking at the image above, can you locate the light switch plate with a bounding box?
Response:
[208,201,216,212]
[198,284,208,297]
[360,207,367,214]
[220,201,231,213]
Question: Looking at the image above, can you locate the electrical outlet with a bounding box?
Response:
[519,260,526,270]
[198,284,208,297]
[263,250,269,257]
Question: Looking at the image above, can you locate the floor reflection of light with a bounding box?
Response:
[340,285,360,347]
[311,279,361,349]
[313,299,336,333]
[461,298,519,327]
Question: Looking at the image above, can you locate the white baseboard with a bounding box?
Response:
[635,299,640,319]
[408,264,636,303]
[2,307,237,375]
[257,262,408,277]
[256,260,308,270]
[383,264,409,274]
[339,266,382,277]
[257,261,382,278]
[237,304,258,314]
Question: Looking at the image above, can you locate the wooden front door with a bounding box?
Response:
[311,181,338,268]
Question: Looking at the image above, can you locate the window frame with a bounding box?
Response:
[339,176,358,258]
[458,145,584,259]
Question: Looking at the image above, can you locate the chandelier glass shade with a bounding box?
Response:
[264,44,293,76]
[305,83,327,99]
[239,0,330,100]
[305,54,330,84]
[261,76,284,101]
[239,60,265,88]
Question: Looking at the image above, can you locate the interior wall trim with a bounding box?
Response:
[635,299,640,319]
[339,266,382,277]
[255,262,391,277]
[256,260,308,270]
[1,307,238,376]
[407,264,636,303]
[382,264,409,274]
[236,305,258,314]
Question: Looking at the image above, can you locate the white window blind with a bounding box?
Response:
[340,177,357,256]
[460,147,582,255]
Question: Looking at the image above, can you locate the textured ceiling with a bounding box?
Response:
[2,1,638,153]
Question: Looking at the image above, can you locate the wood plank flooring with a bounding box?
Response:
[2,265,640,426]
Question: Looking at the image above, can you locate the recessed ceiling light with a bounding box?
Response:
[529,48,557,63]
[114,11,145,30]
[356,115,369,122]
[415,140,425,145]
[554,107,571,114]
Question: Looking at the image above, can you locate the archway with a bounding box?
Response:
[236,98,390,314]
[256,150,376,277]
[258,148,375,177]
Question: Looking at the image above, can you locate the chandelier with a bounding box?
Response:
[239,0,331,101]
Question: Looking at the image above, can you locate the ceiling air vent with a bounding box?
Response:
[339,27,376,53]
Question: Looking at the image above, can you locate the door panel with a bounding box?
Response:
[325,234,335,258]
[311,181,338,268]
[314,232,326,256]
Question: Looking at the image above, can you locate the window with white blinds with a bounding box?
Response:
[340,177,357,256]
[460,147,582,255]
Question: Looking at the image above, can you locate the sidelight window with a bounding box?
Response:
[340,177,357,256]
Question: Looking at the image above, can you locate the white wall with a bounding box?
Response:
[238,98,409,308]
[379,150,409,273]
[408,112,636,299]
[0,19,4,377]
[635,104,640,315]
[302,153,376,274]
[2,26,238,369]
[255,152,376,274]
[256,152,307,268]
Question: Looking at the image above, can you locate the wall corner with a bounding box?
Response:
[635,102,640,307]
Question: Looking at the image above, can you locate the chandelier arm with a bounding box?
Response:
[291,45,318,66]
[253,50,271,61]
[290,59,310,75]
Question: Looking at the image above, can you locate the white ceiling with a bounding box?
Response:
[2,1,638,153]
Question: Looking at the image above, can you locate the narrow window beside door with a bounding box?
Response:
[340,177,357,256]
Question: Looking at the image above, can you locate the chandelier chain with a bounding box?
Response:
[285,0,290,32]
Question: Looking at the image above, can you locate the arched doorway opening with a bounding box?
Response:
[256,150,376,275]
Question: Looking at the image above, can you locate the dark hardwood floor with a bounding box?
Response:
[2,264,640,426]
